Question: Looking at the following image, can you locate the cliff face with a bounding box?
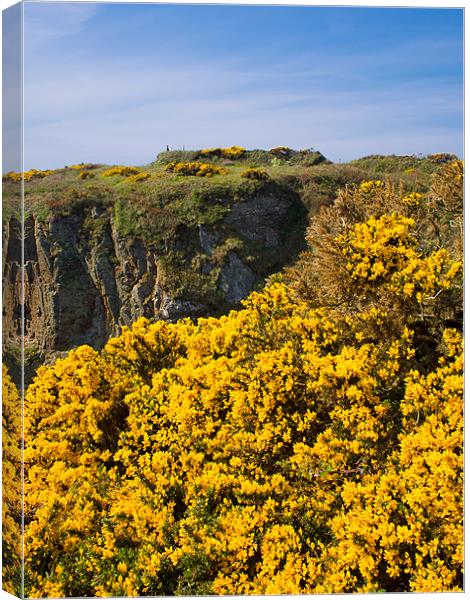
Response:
[3,188,307,361]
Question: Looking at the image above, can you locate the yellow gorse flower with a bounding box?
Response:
[3,168,55,182]
[102,166,140,178]
[199,146,246,160]
[21,282,462,596]
[164,161,228,177]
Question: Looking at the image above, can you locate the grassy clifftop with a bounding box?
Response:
[3,147,454,236]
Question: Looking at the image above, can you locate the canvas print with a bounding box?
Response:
[2,1,464,597]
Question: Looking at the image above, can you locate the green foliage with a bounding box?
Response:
[16,148,454,232]
[78,171,95,180]
[240,167,270,181]
[156,150,199,165]
[267,147,329,167]
[211,236,245,265]
[113,198,141,237]
[269,146,295,158]
[346,154,453,190]
[425,160,463,256]
[83,213,108,239]
[242,149,275,166]
[267,163,367,217]
[427,153,459,164]
[287,149,329,167]
[172,192,230,227]
[112,184,231,248]
[59,184,115,214]
[157,251,222,305]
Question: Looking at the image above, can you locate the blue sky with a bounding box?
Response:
[20,2,463,169]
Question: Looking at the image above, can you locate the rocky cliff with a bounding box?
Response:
[3,186,307,371]
[3,149,448,385]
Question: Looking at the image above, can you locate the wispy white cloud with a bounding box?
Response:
[23,60,462,169]
[24,1,100,48]
[24,45,461,118]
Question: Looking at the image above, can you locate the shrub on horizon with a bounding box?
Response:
[68,163,96,170]
[164,161,228,177]
[3,169,55,182]
[269,146,294,158]
[102,166,140,178]
[199,146,246,160]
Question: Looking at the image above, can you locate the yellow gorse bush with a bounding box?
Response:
[3,169,55,182]
[2,366,22,596]
[199,146,246,160]
[402,191,424,206]
[101,166,140,178]
[78,171,95,180]
[360,179,383,193]
[286,164,463,325]
[126,172,151,183]
[336,213,461,305]
[2,171,22,182]
[24,169,55,181]
[22,163,462,596]
[164,161,228,177]
[68,163,94,170]
[24,287,462,595]
[240,167,270,181]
